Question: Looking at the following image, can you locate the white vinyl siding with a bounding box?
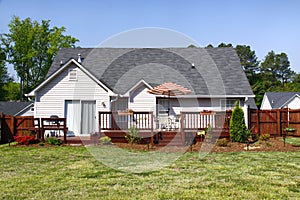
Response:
[34,64,109,133]
[129,84,155,112]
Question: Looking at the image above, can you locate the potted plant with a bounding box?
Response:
[284,127,296,132]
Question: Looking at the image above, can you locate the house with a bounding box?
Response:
[27,47,256,136]
[0,101,34,116]
[261,92,300,110]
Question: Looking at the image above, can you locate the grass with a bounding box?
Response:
[0,146,299,199]
[284,137,300,147]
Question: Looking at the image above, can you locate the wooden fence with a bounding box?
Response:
[0,113,35,143]
[249,108,300,137]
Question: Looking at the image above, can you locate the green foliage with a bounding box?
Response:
[99,136,112,145]
[235,45,260,86]
[45,137,62,145]
[251,133,259,142]
[125,126,141,144]
[216,138,228,147]
[204,124,213,142]
[0,16,79,100]
[0,48,11,100]
[2,82,20,100]
[218,43,233,47]
[259,134,270,141]
[259,134,271,141]
[229,102,249,143]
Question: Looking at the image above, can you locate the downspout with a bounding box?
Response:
[110,94,123,111]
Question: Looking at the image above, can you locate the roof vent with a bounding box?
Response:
[60,60,63,66]
[191,63,195,69]
[77,54,82,63]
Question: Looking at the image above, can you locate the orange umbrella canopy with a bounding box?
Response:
[147,82,192,96]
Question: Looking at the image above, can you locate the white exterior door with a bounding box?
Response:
[65,100,96,136]
[65,100,81,136]
[81,101,96,135]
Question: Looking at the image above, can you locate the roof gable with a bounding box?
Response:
[28,58,114,96]
[265,92,300,108]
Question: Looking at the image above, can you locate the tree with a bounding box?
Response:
[2,82,20,101]
[218,43,233,47]
[235,45,260,85]
[205,44,214,48]
[1,16,79,101]
[0,47,11,100]
[229,101,249,143]
[275,53,295,87]
[260,51,295,88]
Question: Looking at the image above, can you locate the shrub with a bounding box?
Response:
[99,136,112,145]
[251,133,259,142]
[204,124,213,143]
[45,137,62,145]
[229,101,249,143]
[125,126,141,144]
[13,135,38,145]
[259,134,270,141]
[216,138,228,147]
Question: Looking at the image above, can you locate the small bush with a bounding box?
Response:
[259,134,270,141]
[14,135,38,145]
[125,126,141,144]
[216,138,228,147]
[99,136,112,145]
[229,101,249,143]
[45,138,62,145]
[251,133,259,141]
[204,125,213,143]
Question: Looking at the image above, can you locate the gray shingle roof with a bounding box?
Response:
[48,47,254,96]
[0,102,32,116]
[265,92,300,109]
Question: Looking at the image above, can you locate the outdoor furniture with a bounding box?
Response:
[41,118,68,144]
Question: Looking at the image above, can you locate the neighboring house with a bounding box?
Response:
[261,92,300,110]
[27,47,256,136]
[0,101,34,116]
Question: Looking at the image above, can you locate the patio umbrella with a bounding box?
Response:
[147,82,192,115]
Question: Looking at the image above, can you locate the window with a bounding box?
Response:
[221,99,239,110]
[69,69,77,81]
[157,99,169,115]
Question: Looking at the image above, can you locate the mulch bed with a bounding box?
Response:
[10,137,300,153]
[114,137,300,153]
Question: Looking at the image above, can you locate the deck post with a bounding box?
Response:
[180,112,185,145]
[150,112,154,146]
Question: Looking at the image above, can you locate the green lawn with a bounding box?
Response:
[0,145,299,200]
[285,137,300,147]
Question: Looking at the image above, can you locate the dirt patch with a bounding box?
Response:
[114,137,300,153]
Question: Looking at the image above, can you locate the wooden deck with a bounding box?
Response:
[97,111,231,146]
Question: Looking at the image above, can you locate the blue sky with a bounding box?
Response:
[1,0,300,77]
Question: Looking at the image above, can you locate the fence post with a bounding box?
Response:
[247,106,251,129]
[10,115,15,137]
[277,109,281,136]
[0,113,2,143]
[256,110,260,136]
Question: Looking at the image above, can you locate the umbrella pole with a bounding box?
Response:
[168,90,170,116]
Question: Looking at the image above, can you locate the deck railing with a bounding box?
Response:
[99,111,154,131]
[180,111,232,131]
